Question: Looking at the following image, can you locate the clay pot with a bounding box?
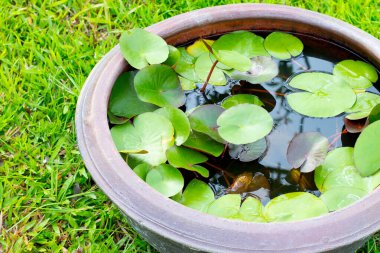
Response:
[76,4,380,253]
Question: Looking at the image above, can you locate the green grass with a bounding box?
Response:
[0,0,379,252]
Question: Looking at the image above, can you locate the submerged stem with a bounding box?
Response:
[200,60,218,93]
[240,88,285,97]
[291,58,308,71]
[205,162,235,178]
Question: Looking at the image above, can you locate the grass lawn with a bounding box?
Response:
[1,0,379,252]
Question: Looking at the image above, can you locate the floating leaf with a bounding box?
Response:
[166,146,209,177]
[187,39,214,57]
[179,76,196,90]
[119,28,169,69]
[322,165,367,192]
[369,103,380,124]
[163,45,181,67]
[207,194,241,218]
[314,147,354,192]
[354,120,380,176]
[194,53,227,86]
[146,164,184,197]
[231,56,279,84]
[155,107,190,146]
[217,104,273,145]
[108,111,129,125]
[320,187,367,211]
[109,72,158,118]
[228,138,267,162]
[233,197,266,222]
[344,118,368,133]
[110,112,174,166]
[134,64,185,108]
[333,60,378,89]
[182,131,224,157]
[287,132,329,173]
[345,92,380,120]
[212,31,268,58]
[213,50,251,72]
[174,48,199,82]
[179,179,215,212]
[221,94,264,109]
[228,172,270,194]
[264,32,303,60]
[133,163,152,180]
[188,104,225,143]
[286,72,356,117]
[264,192,328,222]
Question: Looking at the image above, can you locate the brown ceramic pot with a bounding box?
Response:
[76,4,380,253]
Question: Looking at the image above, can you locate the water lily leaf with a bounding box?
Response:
[323,165,367,192]
[163,45,181,67]
[194,53,227,86]
[134,64,185,108]
[146,164,184,197]
[230,56,279,84]
[333,60,378,89]
[166,146,209,177]
[179,76,196,90]
[133,163,152,180]
[188,104,225,143]
[345,92,380,120]
[264,32,303,60]
[109,72,158,118]
[286,72,356,117]
[217,104,273,145]
[110,112,174,166]
[287,132,329,173]
[179,179,215,212]
[314,147,354,192]
[354,120,380,176]
[344,118,368,133]
[108,111,129,125]
[221,94,264,109]
[174,48,199,82]
[155,107,190,146]
[187,39,214,57]
[233,197,266,222]
[320,187,367,211]
[207,194,241,218]
[213,50,251,72]
[212,31,269,58]
[182,131,224,157]
[228,138,267,162]
[369,103,380,124]
[264,192,328,222]
[228,172,270,194]
[119,28,169,69]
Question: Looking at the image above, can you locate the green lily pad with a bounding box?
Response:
[333,60,378,90]
[264,32,303,60]
[179,76,196,90]
[194,53,227,86]
[163,45,181,67]
[320,187,368,211]
[119,28,169,69]
[182,131,224,157]
[212,31,268,58]
[174,49,199,82]
[110,112,174,166]
[314,147,354,192]
[221,94,264,109]
[233,197,266,222]
[231,56,279,84]
[134,64,185,108]
[188,104,225,143]
[228,138,267,162]
[207,194,241,218]
[109,72,158,118]
[264,192,328,222]
[179,179,215,212]
[155,107,190,146]
[345,92,380,120]
[133,163,152,180]
[166,146,209,177]
[286,72,356,118]
[287,132,329,173]
[186,39,214,57]
[369,103,380,124]
[217,104,273,145]
[322,165,367,192]
[354,120,380,176]
[146,164,184,197]
[213,50,251,72]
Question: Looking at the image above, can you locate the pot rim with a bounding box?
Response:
[76,3,380,252]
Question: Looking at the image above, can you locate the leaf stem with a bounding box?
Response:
[240,88,285,97]
[200,60,218,93]
[205,162,235,178]
[291,58,308,71]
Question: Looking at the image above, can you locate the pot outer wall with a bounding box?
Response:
[75,4,380,253]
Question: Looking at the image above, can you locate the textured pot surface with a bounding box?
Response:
[76,4,380,253]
